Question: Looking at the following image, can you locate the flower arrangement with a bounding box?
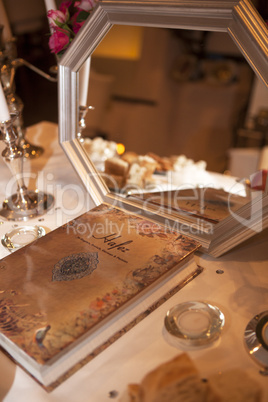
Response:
[47,0,98,56]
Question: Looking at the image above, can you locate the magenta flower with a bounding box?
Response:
[48,27,71,54]
[47,0,98,55]
[47,9,68,29]
[74,0,97,12]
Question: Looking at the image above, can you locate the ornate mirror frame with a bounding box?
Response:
[58,0,268,217]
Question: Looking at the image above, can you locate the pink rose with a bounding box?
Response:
[47,0,98,57]
[74,0,97,12]
[48,27,70,54]
[47,10,66,28]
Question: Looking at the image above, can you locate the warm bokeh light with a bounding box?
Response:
[116,143,125,155]
[93,25,144,60]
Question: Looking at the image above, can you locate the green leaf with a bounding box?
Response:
[76,10,90,23]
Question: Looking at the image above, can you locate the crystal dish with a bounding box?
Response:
[165,301,225,347]
[1,225,46,252]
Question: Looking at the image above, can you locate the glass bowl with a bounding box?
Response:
[1,225,46,252]
[165,301,225,347]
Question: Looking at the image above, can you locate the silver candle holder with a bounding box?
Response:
[0,35,57,159]
[0,114,54,221]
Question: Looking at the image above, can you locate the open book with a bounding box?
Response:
[128,181,268,257]
[0,204,200,389]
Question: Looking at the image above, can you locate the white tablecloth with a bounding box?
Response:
[0,122,267,401]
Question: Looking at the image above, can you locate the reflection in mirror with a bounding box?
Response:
[80,25,257,195]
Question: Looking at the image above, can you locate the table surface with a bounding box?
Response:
[0,122,267,402]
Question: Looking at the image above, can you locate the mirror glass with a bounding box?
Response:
[80,25,256,195]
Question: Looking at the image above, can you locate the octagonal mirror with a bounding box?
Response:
[58,0,268,256]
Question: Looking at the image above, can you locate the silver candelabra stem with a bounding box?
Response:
[0,114,54,221]
[77,105,94,143]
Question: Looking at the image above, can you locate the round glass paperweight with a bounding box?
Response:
[165,301,225,347]
[1,225,46,252]
[244,311,268,369]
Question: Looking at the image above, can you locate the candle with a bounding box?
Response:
[44,0,57,35]
[44,0,57,13]
[0,0,12,42]
[79,57,91,106]
[0,81,10,122]
[44,0,57,36]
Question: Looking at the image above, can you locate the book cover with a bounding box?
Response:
[0,203,200,388]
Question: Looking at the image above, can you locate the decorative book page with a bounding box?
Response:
[0,204,199,369]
